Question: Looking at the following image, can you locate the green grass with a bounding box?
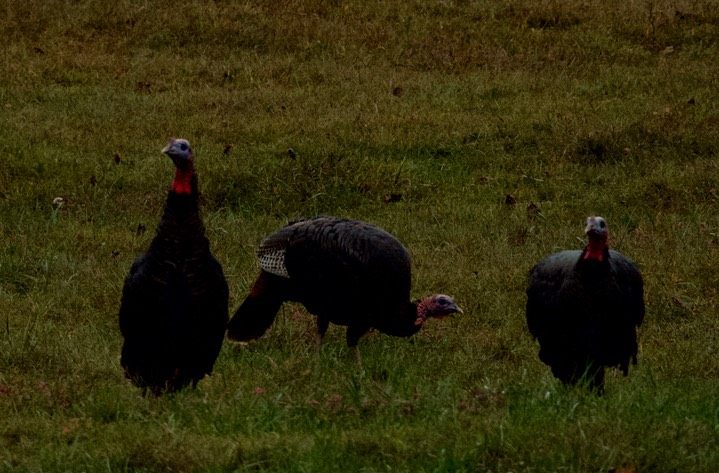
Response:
[2,0,719,471]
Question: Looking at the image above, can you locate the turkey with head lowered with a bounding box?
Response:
[227,216,462,363]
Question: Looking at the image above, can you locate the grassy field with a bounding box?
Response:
[2,0,719,471]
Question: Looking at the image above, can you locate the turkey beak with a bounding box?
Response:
[161,137,178,155]
[161,141,183,167]
[584,224,600,239]
[584,220,597,235]
[448,304,463,316]
[585,223,606,240]
[437,303,463,319]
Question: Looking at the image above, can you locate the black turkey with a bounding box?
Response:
[526,216,644,392]
[227,217,462,362]
[119,138,229,395]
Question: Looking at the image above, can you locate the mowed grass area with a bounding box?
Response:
[1,0,719,470]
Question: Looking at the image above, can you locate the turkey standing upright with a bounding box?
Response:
[226,217,462,362]
[119,138,229,395]
[526,216,644,392]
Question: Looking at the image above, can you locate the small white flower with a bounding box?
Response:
[52,197,64,208]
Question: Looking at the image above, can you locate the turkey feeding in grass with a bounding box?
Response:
[226,216,463,363]
[119,138,229,395]
[526,216,644,393]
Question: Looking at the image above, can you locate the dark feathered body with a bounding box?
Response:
[526,246,644,391]
[119,139,228,395]
[227,217,461,351]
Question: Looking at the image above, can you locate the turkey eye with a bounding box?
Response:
[599,220,606,228]
[180,143,188,151]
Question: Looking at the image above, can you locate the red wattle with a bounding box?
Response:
[583,239,606,262]
[171,168,193,194]
[583,249,604,262]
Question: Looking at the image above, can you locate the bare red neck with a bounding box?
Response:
[583,236,607,262]
[171,166,195,195]
[414,298,430,326]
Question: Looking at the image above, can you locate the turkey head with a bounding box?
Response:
[415,294,463,325]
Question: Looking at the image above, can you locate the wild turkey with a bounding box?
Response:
[226,216,462,362]
[526,216,644,392]
[119,138,229,395]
